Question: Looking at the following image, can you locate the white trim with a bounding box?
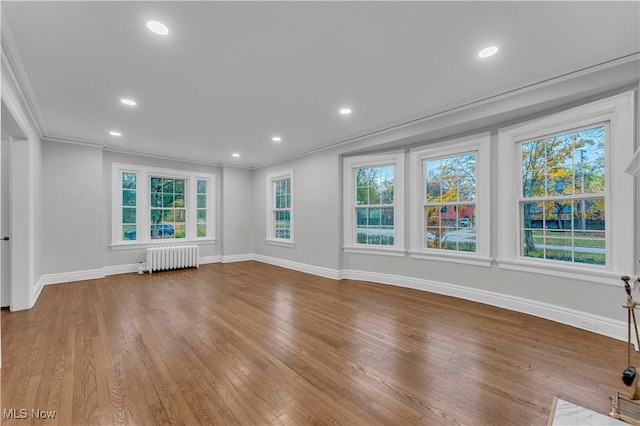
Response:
[342,246,406,257]
[495,258,624,287]
[339,268,627,343]
[343,151,405,253]
[40,269,106,286]
[200,255,222,264]
[253,254,341,280]
[409,251,493,267]
[104,263,143,276]
[221,254,254,263]
[409,132,491,260]
[498,91,637,278]
[627,148,640,177]
[266,168,295,244]
[265,240,295,248]
[110,238,217,251]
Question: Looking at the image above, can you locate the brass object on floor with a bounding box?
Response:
[611,276,640,424]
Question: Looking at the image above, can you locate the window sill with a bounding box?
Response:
[266,239,295,248]
[110,238,217,251]
[495,258,621,287]
[343,246,406,257]
[409,251,493,267]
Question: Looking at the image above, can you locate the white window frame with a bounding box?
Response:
[266,169,294,247]
[410,132,492,267]
[497,91,636,285]
[343,151,405,256]
[111,162,216,250]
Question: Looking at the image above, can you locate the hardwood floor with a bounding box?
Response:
[1,261,630,425]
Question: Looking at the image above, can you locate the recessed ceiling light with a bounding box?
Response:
[109,131,122,136]
[339,108,352,115]
[120,98,136,106]
[272,136,282,142]
[147,21,169,35]
[478,46,499,58]
[232,153,240,158]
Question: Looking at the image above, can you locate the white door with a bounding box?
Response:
[0,138,9,307]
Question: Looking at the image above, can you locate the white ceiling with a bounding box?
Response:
[2,1,639,168]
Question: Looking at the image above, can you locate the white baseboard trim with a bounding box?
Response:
[340,269,627,343]
[29,254,626,343]
[31,275,46,309]
[253,254,341,280]
[40,268,106,286]
[221,254,254,263]
[104,263,144,275]
[200,255,222,265]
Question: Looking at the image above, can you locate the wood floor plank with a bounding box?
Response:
[1,261,631,425]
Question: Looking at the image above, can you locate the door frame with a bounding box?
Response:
[2,66,37,311]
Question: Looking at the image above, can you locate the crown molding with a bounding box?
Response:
[249,53,640,170]
[1,9,46,137]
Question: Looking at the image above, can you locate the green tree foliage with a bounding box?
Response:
[521,126,605,253]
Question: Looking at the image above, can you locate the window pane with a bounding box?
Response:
[122,189,136,207]
[122,225,136,241]
[122,173,136,189]
[197,179,207,194]
[547,167,573,196]
[175,209,186,223]
[150,177,162,191]
[197,194,206,209]
[175,179,185,194]
[522,171,545,197]
[197,209,207,223]
[122,208,136,224]
[197,224,207,238]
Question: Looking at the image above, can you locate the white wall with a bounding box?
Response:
[253,148,342,270]
[221,166,254,258]
[41,141,104,274]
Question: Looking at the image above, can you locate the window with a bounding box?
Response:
[519,126,605,264]
[410,133,491,266]
[121,172,137,240]
[343,152,405,256]
[497,92,635,285]
[112,163,215,248]
[266,169,294,245]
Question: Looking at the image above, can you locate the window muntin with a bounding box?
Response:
[121,172,137,240]
[273,178,291,240]
[355,165,395,246]
[423,153,476,252]
[519,125,606,265]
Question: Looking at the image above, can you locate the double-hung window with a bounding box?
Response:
[497,92,635,284]
[112,163,215,248]
[410,133,491,266]
[343,152,405,256]
[266,169,294,245]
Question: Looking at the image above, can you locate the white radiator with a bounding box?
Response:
[146,245,199,273]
